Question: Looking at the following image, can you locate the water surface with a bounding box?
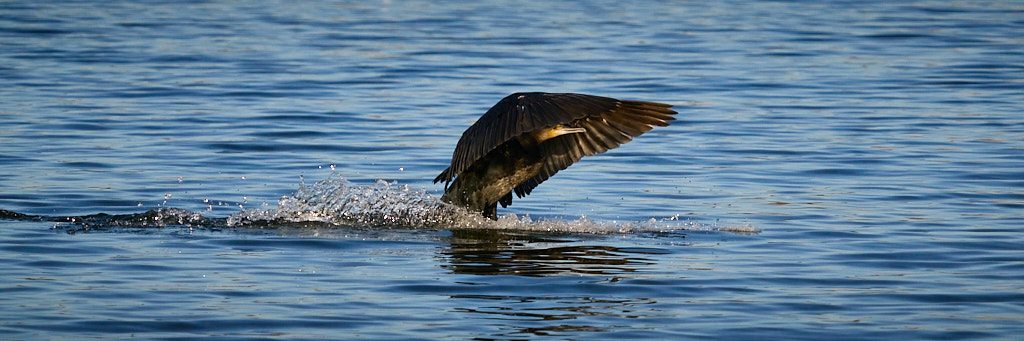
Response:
[1,0,1022,339]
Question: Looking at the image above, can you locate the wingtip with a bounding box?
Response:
[432,168,449,184]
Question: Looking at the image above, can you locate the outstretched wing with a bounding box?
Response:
[434,92,628,185]
[512,99,677,198]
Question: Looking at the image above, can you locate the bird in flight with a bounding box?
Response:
[434,92,677,219]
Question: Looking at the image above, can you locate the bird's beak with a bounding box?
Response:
[551,125,587,136]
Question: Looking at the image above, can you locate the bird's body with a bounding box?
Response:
[435,92,677,219]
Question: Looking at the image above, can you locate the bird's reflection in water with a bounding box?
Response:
[441,230,666,277]
[439,231,674,338]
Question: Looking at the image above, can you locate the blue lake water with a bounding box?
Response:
[2,0,1023,339]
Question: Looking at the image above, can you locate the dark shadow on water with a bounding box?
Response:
[0,208,223,234]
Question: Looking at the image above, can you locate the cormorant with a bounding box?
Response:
[434,92,677,219]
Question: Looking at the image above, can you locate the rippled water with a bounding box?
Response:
[2,0,1022,339]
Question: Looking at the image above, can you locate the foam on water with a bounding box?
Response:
[227,175,471,229]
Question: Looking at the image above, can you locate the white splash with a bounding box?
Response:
[226,175,758,234]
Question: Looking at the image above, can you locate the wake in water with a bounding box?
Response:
[228,176,479,229]
[0,175,757,235]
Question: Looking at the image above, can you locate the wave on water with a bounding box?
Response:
[0,175,758,235]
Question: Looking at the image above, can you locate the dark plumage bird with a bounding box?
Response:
[434,92,677,219]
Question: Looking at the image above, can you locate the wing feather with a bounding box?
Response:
[510,96,677,198]
[434,92,621,184]
[436,92,677,204]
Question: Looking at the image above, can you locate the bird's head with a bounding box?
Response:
[539,124,587,142]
